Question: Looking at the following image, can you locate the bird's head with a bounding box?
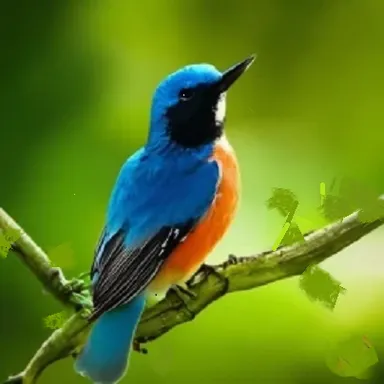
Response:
[147,55,255,152]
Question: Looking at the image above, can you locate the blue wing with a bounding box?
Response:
[89,148,219,320]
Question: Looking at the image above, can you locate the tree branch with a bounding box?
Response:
[0,209,89,310]
[1,203,383,384]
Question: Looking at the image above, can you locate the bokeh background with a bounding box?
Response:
[1,0,384,383]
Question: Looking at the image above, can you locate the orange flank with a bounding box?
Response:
[149,136,240,292]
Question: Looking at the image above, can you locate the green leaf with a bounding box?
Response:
[43,311,69,330]
[299,265,346,310]
[355,367,374,380]
[320,194,353,222]
[320,178,383,223]
[358,199,384,223]
[4,227,22,243]
[280,222,305,247]
[266,188,298,217]
[0,228,20,259]
[0,232,11,258]
[326,335,379,379]
[339,177,383,223]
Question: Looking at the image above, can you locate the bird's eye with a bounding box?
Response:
[179,88,194,101]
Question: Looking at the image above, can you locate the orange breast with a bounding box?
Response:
[149,136,240,292]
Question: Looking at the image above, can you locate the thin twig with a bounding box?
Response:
[0,209,87,309]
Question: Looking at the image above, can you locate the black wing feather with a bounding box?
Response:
[91,229,125,281]
[89,220,195,321]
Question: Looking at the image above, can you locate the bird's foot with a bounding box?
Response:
[77,271,91,280]
[67,278,86,293]
[192,263,221,280]
[190,264,229,294]
[133,340,148,354]
[60,270,90,296]
[73,271,92,291]
[227,254,238,265]
[70,292,93,312]
[66,272,92,297]
[167,283,197,304]
[175,283,197,298]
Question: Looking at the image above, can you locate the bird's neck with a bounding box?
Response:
[145,135,232,178]
[147,120,219,161]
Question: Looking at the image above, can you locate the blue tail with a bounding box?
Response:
[74,294,145,384]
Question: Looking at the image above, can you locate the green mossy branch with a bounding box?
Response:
[1,201,384,384]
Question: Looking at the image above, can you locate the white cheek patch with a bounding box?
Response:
[215,93,227,124]
[217,135,234,153]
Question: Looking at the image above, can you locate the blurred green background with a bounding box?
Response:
[1,0,384,383]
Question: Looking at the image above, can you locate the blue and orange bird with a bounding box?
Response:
[74,55,255,383]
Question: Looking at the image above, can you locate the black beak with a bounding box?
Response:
[216,55,255,93]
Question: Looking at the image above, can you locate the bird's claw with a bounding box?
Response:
[68,278,86,293]
[78,271,91,280]
[227,254,238,265]
[195,263,219,278]
[193,264,229,293]
[133,340,148,354]
[66,272,92,295]
[175,284,197,298]
[167,284,197,304]
[70,292,93,312]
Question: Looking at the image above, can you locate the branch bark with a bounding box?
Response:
[1,204,383,384]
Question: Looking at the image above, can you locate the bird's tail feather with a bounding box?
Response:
[74,294,145,384]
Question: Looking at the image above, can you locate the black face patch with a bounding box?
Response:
[165,83,224,148]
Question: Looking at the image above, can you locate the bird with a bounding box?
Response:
[74,55,255,384]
